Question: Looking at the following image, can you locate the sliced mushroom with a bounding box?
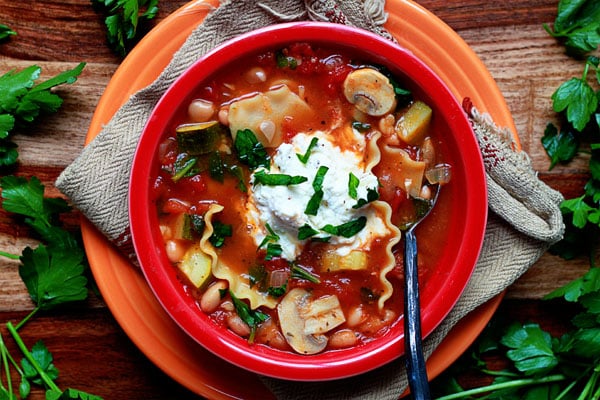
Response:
[343,68,397,117]
[277,288,346,355]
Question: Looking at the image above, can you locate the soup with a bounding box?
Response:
[151,43,451,355]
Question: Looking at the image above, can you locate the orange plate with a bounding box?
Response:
[81,0,511,398]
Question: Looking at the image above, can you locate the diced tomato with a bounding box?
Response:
[161,198,191,214]
[388,188,408,216]
[185,174,208,193]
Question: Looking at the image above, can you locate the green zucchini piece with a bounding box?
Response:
[176,121,225,155]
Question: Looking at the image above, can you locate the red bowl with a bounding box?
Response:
[129,21,487,381]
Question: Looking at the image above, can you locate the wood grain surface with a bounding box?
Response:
[0,0,592,398]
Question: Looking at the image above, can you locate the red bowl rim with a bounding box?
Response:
[129,21,488,381]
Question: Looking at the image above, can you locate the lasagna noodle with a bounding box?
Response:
[200,204,278,310]
[365,133,401,310]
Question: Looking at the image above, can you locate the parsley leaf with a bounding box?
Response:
[171,153,198,182]
[19,244,88,311]
[541,123,579,168]
[267,284,287,298]
[551,70,598,132]
[229,290,269,343]
[257,224,282,260]
[291,264,320,283]
[0,24,16,41]
[208,221,232,248]
[275,50,298,69]
[544,0,600,55]
[253,170,307,186]
[304,166,329,216]
[544,266,600,302]
[296,137,319,163]
[21,341,59,386]
[298,224,319,240]
[233,129,270,170]
[321,216,367,238]
[348,173,360,199]
[0,63,85,167]
[1,176,81,253]
[353,187,380,209]
[91,0,159,56]
[560,195,599,228]
[500,322,558,375]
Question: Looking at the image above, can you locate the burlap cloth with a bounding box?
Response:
[56,0,565,398]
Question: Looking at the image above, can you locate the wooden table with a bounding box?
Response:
[0,1,590,398]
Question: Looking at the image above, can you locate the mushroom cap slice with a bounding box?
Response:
[277,288,328,355]
[343,68,397,117]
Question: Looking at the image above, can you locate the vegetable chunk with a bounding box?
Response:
[395,100,432,145]
[179,244,212,288]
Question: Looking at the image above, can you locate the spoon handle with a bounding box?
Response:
[404,229,431,400]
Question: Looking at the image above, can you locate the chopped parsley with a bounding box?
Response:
[248,264,267,289]
[348,172,360,199]
[267,283,287,298]
[208,221,232,248]
[296,137,319,163]
[304,166,329,216]
[321,216,367,238]
[298,224,320,240]
[229,290,269,343]
[275,50,298,69]
[233,129,270,170]
[171,153,198,182]
[291,264,320,284]
[253,170,307,186]
[353,187,380,209]
[257,223,283,260]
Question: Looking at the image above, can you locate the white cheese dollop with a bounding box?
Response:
[246,129,388,260]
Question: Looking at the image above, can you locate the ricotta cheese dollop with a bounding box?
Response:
[246,129,390,260]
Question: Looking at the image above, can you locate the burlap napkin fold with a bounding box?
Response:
[56,1,565,398]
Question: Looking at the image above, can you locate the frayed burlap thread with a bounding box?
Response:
[55,1,564,399]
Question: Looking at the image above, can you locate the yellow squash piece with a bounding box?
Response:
[321,250,368,272]
[395,100,432,145]
[178,243,212,288]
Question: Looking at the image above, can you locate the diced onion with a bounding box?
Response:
[425,163,452,185]
[269,270,289,288]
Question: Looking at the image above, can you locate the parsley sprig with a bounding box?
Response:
[0,62,85,167]
[433,1,600,397]
[0,176,99,399]
[543,0,600,56]
[91,0,159,56]
[433,268,600,399]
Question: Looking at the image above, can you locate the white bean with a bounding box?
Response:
[188,99,215,122]
[255,319,288,350]
[346,305,367,327]
[200,280,227,313]
[227,314,251,337]
[218,107,229,126]
[328,329,359,349]
[165,239,186,263]
[245,67,267,84]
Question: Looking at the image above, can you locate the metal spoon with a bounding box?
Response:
[401,184,441,400]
